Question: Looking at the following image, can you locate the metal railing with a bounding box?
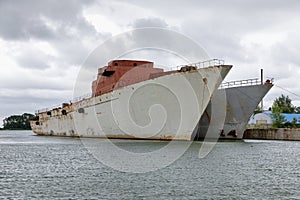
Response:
[35,107,48,114]
[176,59,225,70]
[220,78,261,89]
[35,103,62,114]
[35,93,92,114]
[72,92,92,102]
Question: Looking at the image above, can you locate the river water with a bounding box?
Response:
[0,131,299,199]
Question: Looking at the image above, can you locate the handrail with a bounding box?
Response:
[176,58,225,70]
[35,93,92,114]
[35,103,62,114]
[72,92,92,102]
[219,78,261,89]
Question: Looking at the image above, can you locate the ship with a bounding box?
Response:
[30,59,232,140]
[192,78,273,140]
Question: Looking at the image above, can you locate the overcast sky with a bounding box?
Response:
[1,0,300,127]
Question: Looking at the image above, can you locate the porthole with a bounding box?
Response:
[61,109,67,115]
[78,108,85,113]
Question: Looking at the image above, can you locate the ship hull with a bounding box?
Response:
[192,84,273,140]
[31,66,231,141]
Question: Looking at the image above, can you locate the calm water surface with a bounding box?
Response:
[0,131,300,199]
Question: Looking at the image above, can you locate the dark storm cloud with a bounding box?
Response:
[132,18,168,28]
[0,15,55,40]
[161,0,300,80]
[0,76,74,91]
[270,32,300,67]
[0,0,97,40]
[0,0,105,124]
[181,19,242,59]
[123,0,300,62]
[122,0,300,16]
[16,51,51,70]
[0,0,110,73]
[0,90,73,118]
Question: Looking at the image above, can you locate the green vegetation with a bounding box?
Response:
[285,117,298,128]
[271,112,286,128]
[295,106,300,114]
[253,106,263,115]
[271,95,300,128]
[2,113,35,130]
[272,94,295,113]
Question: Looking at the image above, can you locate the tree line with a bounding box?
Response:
[1,113,35,130]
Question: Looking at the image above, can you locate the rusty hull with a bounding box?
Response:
[31,62,232,141]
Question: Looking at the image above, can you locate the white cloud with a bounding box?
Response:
[84,14,122,35]
[240,32,287,48]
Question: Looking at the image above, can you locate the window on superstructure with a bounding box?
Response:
[62,110,67,115]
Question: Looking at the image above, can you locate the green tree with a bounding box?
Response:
[295,106,300,114]
[271,105,286,128]
[272,94,295,113]
[291,117,298,128]
[253,106,263,114]
[271,95,300,128]
[281,117,298,128]
[2,113,34,130]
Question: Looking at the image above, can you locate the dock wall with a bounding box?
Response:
[243,128,300,141]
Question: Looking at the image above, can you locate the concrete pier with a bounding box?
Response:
[243,128,300,141]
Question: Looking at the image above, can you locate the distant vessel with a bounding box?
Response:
[30,59,232,140]
[192,78,273,140]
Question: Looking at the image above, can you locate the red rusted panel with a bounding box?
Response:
[92,60,167,97]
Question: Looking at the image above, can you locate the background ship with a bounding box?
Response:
[192,78,273,140]
[30,59,232,140]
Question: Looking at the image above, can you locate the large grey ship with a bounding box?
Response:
[192,78,273,140]
[30,59,232,140]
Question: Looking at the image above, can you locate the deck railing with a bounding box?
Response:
[220,78,261,89]
[72,92,92,102]
[35,103,62,114]
[176,58,225,70]
[35,93,92,114]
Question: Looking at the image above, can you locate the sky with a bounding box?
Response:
[1,0,300,127]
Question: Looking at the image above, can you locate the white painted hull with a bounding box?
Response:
[31,66,231,140]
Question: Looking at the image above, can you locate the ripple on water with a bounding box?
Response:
[0,131,300,199]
